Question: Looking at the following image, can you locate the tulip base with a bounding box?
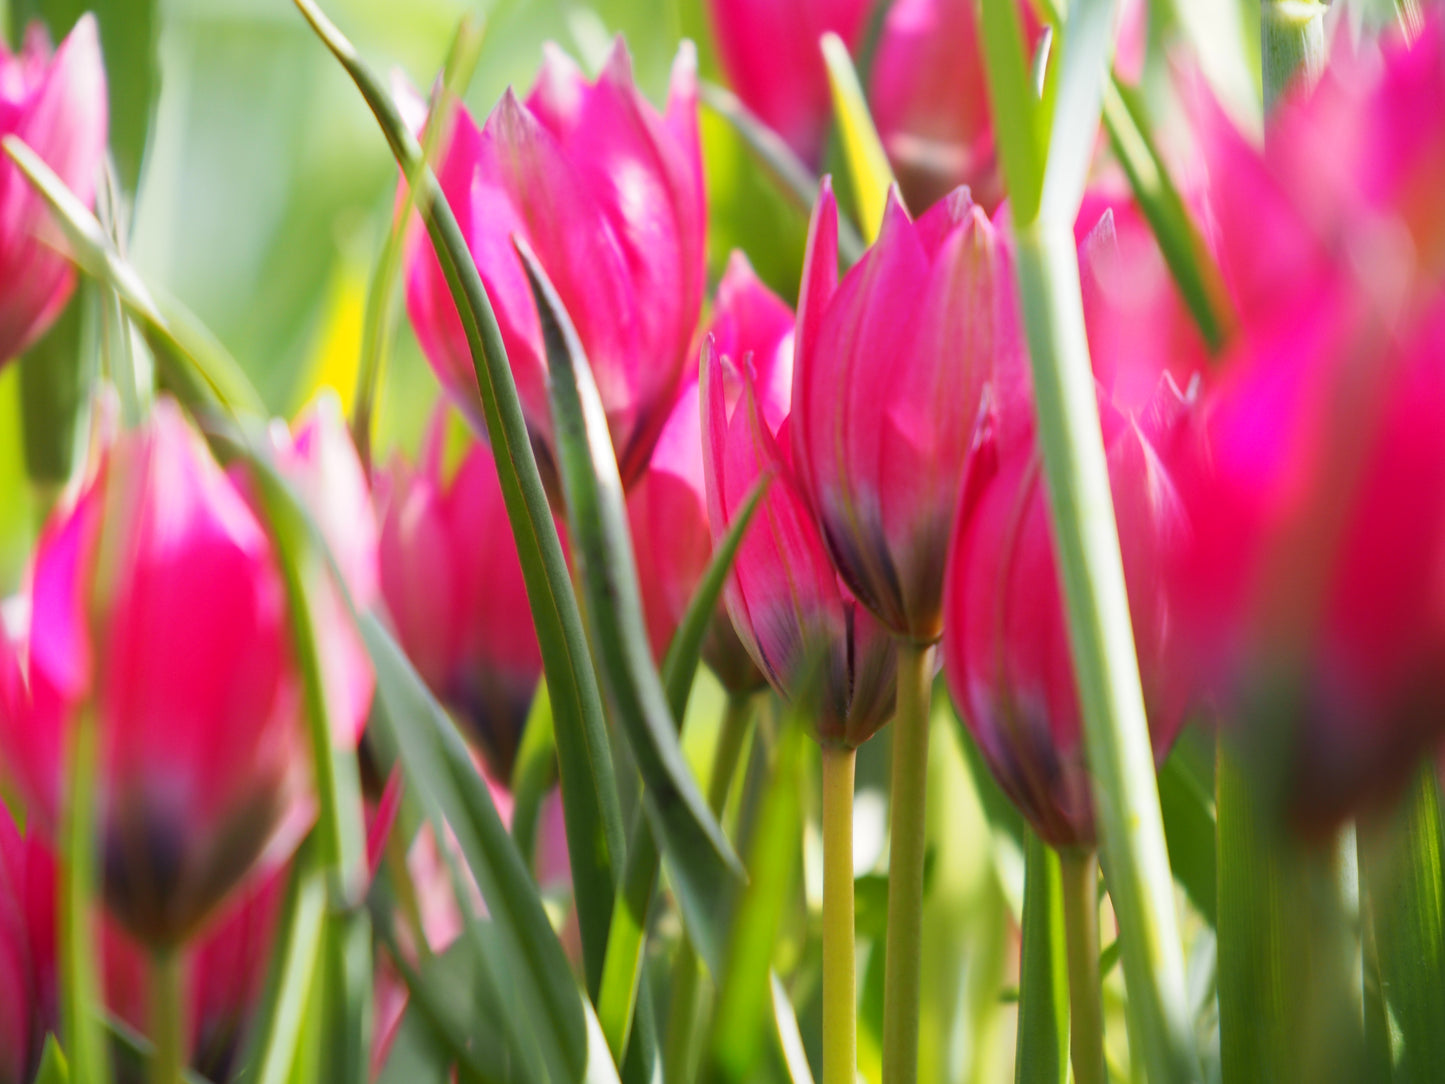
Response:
[881,642,935,1084]
[821,745,858,1084]
[149,946,186,1084]
[1060,849,1106,1084]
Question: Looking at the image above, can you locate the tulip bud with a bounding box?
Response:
[0,16,107,365]
[0,399,374,946]
[943,378,1194,848]
[704,0,874,166]
[378,411,546,777]
[406,39,706,489]
[629,252,794,692]
[792,180,1022,641]
[702,334,896,748]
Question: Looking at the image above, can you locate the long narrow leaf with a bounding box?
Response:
[596,475,772,1060]
[249,850,329,1084]
[820,31,897,239]
[1036,0,1120,226]
[288,0,626,997]
[363,614,623,1084]
[517,240,746,981]
[58,712,109,1084]
[980,0,1045,224]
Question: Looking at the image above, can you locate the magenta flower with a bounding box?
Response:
[406,40,705,489]
[943,376,1194,848]
[704,0,874,166]
[702,332,895,749]
[0,400,374,946]
[0,803,51,1084]
[378,411,545,776]
[792,179,1021,641]
[1169,17,1445,828]
[0,16,107,364]
[629,251,794,692]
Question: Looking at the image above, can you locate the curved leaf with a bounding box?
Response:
[516,239,746,983]
[820,31,896,240]
[286,0,626,999]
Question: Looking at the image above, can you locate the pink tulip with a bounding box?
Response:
[702,333,895,748]
[378,411,545,776]
[406,40,705,489]
[629,251,794,692]
[704,0,874,166]
[792,179,1021,642]
[0,803,50,1084]
[943,373,1194,848]
[1166,17,1445,827]
[0,399,374,946]
[0,16,107,364]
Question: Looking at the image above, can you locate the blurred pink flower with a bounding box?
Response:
[792,180,1021,641]
[406,40,706,489]
[378,411,546,776]
[628,251,794,693]
[1171,17,1445,828]
[702,333,895,749]
[0,399,374,946]
[704,0,874,166]
[943,375,1195,848]
[0,16,107,364]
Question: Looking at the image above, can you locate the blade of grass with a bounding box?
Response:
[288,0,626,999]
[518,239,746,977]
[820,31,897,239]
[510,680,558,868]
[980,0,1045,225]
[595,474,770,1062]
[698,80,865,265]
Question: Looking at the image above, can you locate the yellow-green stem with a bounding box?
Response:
[821,745,858,1084]
[149,947,186,1084]
[881,642,935,1084]
[1060,849,1105,1084]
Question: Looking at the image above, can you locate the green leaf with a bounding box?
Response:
[518,239,746,981]
[18,286,92,487]
[952,712,1027,921]
[706,710,809,1084]
[247,847,329,1084]
[363,614,623,1084]
[771,973,817,1084]
[980,0,1045,224]
[1158,731,1218,927]
[11,0,159,193]
[1361,767,1445,1083]
[1037,0,1120,227]
[287,0,627,1000]
[698,80,866,265]
[322,909,375,1084]
[820,31,897,240]
[33,1036,70,1084]
[375,1008,456,1084]
[1016,833,1068,1084]
[510,680,558,869]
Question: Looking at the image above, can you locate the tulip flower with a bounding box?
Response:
[0,399,375,946]
[702,334,895,749]
[943,375,1194,848]
[406,39,706,489]
[0,16,107,365]
[792,179,1020,642]
[704,0,874,166]
[1168,17,1445,828]
[378,411,545,776]
[629,251,794,692]
[0,804,50,1084]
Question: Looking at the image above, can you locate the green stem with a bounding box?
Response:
[60,711,111,1084]
[1060,850,1106,1084]
[1012,219,1196,1083]
[1016,832,1068,1084]
[661,694,755,1083]
[1260,0,1327,114]
[149,947,186,1084]
[821,745,858,1084]
[881,642,935,1084]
